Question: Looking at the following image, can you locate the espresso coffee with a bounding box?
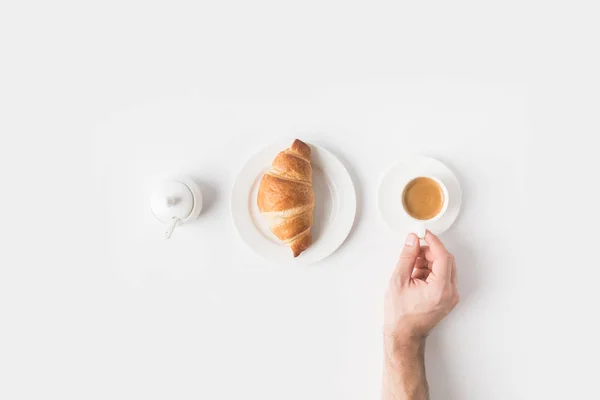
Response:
[402,177,445,220]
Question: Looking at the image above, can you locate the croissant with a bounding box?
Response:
[257,139,315,257]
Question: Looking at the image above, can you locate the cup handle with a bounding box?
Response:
[413,222,426,240]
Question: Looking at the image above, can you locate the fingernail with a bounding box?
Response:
[405,234,416,247]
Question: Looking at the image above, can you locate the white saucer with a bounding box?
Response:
[231,141,356,266]
[378,156,462,237]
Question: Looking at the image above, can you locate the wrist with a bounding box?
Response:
[384,332,425,349]
[383,331,425,363]
[384,323,426,347]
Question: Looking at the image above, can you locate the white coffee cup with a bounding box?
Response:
[401,176,449,239]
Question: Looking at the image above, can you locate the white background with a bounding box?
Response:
[1,1,599,399]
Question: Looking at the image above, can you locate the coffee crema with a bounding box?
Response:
[402,177,445,220]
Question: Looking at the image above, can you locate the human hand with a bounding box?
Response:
[384,231,459,345]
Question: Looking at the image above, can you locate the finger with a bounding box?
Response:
[417,249,434,270]
[412,258,430,281]
[421,247,434,262]
[424,230,448,258]
[432,254,453,283]
[424,231,452,282]
[412,267,431,281]
[414,256,427,270]
[425,255,452,284]
[395,233,421,285]
[450,257,457,285]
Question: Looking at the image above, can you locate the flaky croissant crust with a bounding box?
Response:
[257,139,315,257]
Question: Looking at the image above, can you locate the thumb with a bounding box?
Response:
[395,233,420,285]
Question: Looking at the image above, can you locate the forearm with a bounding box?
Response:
[382,336,428,400]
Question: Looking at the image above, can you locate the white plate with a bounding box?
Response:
[378,156,462,237]
[231,141,356,265]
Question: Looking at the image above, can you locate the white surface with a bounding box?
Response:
[232,141,356,265]
[379,156,461,239]
[1,1,599,399]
